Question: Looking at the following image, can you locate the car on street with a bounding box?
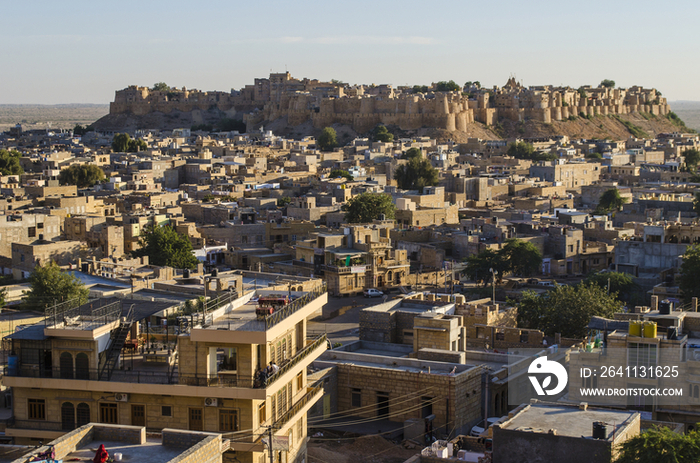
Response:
[363,288,384,298]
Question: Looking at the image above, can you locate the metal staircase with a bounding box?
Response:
[99,306,134,381]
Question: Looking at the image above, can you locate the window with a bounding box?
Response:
[100,403,118,424]
[162,406,172,417]
[61,402,75,431]
[351,388,361,407]
[28,399,46,420]
[296,418,303,444]
[259,402,266,424]
[28,227,36,238]
[219,409,238,432]
[629,343,657,370]
[75,353,89,380]
[296,372,303,392]
[77,403,90,427]
[60,352,73,379]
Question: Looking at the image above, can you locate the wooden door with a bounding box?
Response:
[131,404,145,427]
[189,408,203,431]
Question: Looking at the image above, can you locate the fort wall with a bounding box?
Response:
[108,75,670,133]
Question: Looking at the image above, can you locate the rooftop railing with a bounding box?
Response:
[44,298,122,330]
[263,284,326,330]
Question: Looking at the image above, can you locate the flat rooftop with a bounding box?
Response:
[315,349,474,376]
[502,403,638,440]
[63,438,181,463]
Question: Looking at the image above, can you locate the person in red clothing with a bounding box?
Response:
[93,444,109,463]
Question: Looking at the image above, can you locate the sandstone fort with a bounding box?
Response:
[106,72,669,133]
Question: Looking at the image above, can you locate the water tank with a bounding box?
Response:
[592,421,607,440]
[81,263,89,273]
[8,355,17,376]
[659,299,672,315]
[183,269,191,279]
[643,321,657,338]
[667,326,678,340]
[211,269,218,277]
[628,320,642,337]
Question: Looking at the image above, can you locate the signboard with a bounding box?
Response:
[272,435,289,451]
[351,266,365,274]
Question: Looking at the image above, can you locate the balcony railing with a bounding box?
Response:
[5,334,328,390]
[275,384,322,429]
[263,284,327,330]
[265,334,327,387]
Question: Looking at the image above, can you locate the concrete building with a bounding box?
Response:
[493,402,640,463]
[2,283,328,463]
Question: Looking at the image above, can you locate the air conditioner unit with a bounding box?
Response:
[115,393,129,402]
[204,398,218,407]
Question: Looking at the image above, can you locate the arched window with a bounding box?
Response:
[75,353,89,380]
[61,402,75,431]
[60,352,74,379]
[77,403,90,427]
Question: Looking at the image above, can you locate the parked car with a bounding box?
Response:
[363,288,384,298]
[470,416,506,437]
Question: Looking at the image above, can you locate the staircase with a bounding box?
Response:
[99,306,134,381]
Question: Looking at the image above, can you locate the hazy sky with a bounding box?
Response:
[3,0,699,104]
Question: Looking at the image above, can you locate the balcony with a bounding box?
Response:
[4,334,327,392]
[275,384,323,429]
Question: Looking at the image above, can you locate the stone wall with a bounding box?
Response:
[108,76,668,135]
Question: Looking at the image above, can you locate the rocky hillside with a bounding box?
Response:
[92,108,692,143]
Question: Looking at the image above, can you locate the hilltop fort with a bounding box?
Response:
[96,72,671,137]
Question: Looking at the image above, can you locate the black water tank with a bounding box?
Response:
[81,263,89,273]
[592,421,607,439]
[667,326,678,340]
[211,268,218,277]
[183,269,190,279]
[659,299,672,315]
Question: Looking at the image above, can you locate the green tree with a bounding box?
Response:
[615,426,700,463]
[394,155,439,193]
[72,124,93,136]
[412,85,429,94]
[694,192,700,215]
[23,262,89,310]
[133,224,199,269]
[595,188,628,214]
[517,283,623,338]
[506,142,556,162]
[152,82,170,92]
[462,249,508,286]
[58,164,106,188]
[330,169,353,181]
[341,193,396,224]
[600,79,616,88]
[584,271,638,304]
[216,118,246,133]
[680,245,700,303]
[112,133,147,153]
[317,127,338,151]
[682,148,700,170]
[402,148,422,160]
[501,239,542,277]
[372,125,394,143]
[0,149,24,176]
[277,197,292,207]
[435,80,460,92]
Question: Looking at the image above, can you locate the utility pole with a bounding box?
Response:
[266,425,275,463]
